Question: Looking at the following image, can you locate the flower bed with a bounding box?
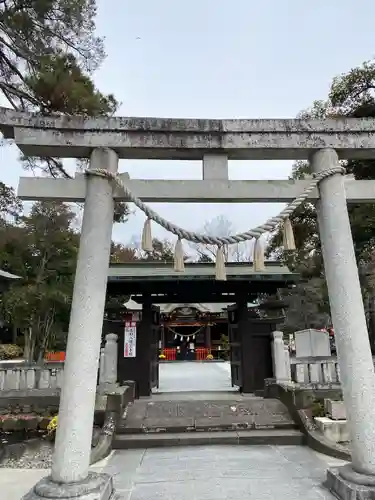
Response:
[0,413,55,432]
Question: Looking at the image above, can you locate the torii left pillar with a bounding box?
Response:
[23,148,119,499]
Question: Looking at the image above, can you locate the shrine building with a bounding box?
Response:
[104,261,298,397]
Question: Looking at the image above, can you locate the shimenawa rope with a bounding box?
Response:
[85,165,345,279]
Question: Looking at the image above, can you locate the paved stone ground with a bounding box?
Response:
[156,361,235,392]
[101,445,342,499]
[0,445,344,499]
[0,456,111,500]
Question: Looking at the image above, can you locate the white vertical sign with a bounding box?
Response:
[124,321,137,358]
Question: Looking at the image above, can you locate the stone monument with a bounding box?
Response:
[98,333,119,393]
[295,328,331,358]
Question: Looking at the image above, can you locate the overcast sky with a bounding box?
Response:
[1,0,374,247]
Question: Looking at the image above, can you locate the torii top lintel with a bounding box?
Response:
[1,106,375,160]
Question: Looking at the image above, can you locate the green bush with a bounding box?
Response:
[0,344,24,360]
[311,399,325,418]
[219,334,230,360]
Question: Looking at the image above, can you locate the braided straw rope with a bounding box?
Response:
[85,165,345,245]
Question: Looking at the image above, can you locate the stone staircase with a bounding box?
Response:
[113,393,304,449]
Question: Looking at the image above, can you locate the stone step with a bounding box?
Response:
[117,420,298,434]
[113,429,305,449]
[120,397,297,436]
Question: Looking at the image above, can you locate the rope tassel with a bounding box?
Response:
[282,217,296,250]
[87,164,344,265]
[215,246,227,281]
[141,218,153,252]
[253,237,265,272]
[174,237,185,272]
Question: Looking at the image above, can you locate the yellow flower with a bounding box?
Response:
[159,354,166,359]
[47,416,58,434]
[206,354,214,360]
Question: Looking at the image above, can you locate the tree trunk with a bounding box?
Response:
[12,325,17,345]
[37,350,44,366]
[23,327,36,365]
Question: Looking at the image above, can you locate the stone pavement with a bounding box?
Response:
[0,456,111,499]
[1,445,343,499]
[101,445,342,499]
[156,361,235,392]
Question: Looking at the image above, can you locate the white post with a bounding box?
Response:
[103,333,118,384]
[99,347,106,384]
[311,148,375,476]
[308,363,320,383]
[272,331,287,381]
[51,148,118,483]
[283,345,291,382]
[322,362,333,383]
[295,364,306,384]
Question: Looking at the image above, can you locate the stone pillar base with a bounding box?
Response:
[22,472,115,500]
[326,465,375,500]
[97,382,120,395]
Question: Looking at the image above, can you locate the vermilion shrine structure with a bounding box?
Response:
[2,106,375,499]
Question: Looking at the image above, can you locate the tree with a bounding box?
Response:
[105,239,179,312]
[0,0,106,110]
[111,242,138,264]
[279,256,330,333]
[268,60,375,339]
[0,0,130,224]
[140,238,175,262]
[0,1,129,216]
[282,280,329,333]
[0,194,138,360]
[197,252,213,263]
[191,215,252,263]
[0,182,22,219]
[1,201,79,362]
[0,1,118,175]
[270,61,375,261]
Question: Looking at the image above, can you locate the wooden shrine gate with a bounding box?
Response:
[227,304,242,388]
[104,263,295,396]
[104,302,161,397]
[227,302,282,393]
[150,305,160,390]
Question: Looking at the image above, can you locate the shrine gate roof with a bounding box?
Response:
[107,262,298,303]
[108,261,297,282]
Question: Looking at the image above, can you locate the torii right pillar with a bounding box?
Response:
[312,148,375,499]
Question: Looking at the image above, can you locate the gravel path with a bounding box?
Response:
[0,426,101,469]
[0,441,53,469]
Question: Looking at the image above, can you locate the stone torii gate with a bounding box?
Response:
[3,107,375,499]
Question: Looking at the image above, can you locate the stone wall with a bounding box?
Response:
[283,352,375,386]
[0,365,64,391]
[290,358,340,385]
[289,354,375,384]
[0,334,116,392]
